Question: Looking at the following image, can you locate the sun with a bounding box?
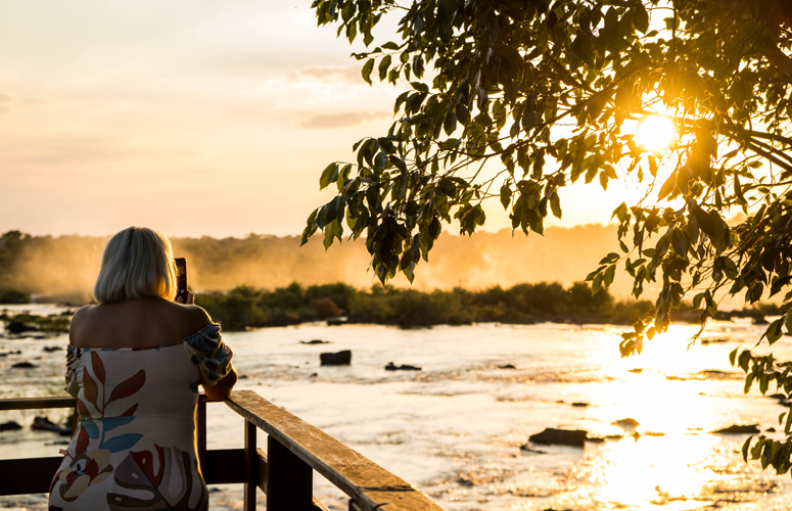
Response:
[634,115,676,151]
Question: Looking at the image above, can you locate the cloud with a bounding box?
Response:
[293,66,362,84]
[0,93,15,113]
[297,111,390,129]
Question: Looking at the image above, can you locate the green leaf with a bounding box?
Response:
[742,436,753,463]
[500,184,512,210]
[632,4,649,33]
[319,162,339,190]
[378,54,392,81]
[362,58,375,86]
[604,264,616,287]
[550,192,562,219]
[766,319,783,345]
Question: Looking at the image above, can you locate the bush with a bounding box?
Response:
[0,288,29,304]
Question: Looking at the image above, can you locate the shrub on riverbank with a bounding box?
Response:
[0,288,30,304]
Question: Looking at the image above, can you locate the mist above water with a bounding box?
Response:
[0,224,635,304]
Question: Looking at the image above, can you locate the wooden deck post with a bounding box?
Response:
[266,435,313,511]
[244,420,258,511]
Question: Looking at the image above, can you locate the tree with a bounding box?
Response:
[302,0,792,473]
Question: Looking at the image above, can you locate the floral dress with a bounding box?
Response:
[48,323,234,511]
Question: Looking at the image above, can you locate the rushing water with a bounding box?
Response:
[2,304,792,510]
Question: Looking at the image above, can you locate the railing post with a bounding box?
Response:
[266,435,313,511]
[197,399,206,474]
[245,420,258,511]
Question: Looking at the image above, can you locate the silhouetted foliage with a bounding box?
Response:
[305,0,792,475]
[194,280,652,330]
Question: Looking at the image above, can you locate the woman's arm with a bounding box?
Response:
[203,366,238,401]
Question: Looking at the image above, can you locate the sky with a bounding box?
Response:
[0,0,646,238]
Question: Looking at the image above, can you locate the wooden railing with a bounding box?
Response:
[0,390,446,511]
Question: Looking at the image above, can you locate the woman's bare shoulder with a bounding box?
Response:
[174,303,214,337]
[68,305,95,335]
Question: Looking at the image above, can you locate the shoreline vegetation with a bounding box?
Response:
[0,282,779,334]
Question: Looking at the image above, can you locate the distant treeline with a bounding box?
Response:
[195,281,655,330]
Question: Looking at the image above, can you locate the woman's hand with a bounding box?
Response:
[176,291,195,304]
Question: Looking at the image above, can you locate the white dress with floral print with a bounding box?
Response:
[48,323,233,511]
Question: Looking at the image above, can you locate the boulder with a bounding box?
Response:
[43,346,63,352]
[710,424,760,434]
[7,321,32,334]
[528,428,588,447]
[0,421,22,432]
[571,402,590,408]
[12,362,36,369]
[300,340,332,345]
[320,350,352,366]
[385,362,422,371]
[519,444,546,454]
[32,416,71,436]
[767,427,777,433]
[498,364,517,370]
[612,418,641,429]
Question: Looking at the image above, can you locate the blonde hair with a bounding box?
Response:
[93,227,178,304]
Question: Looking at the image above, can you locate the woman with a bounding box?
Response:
[48,227,238,511]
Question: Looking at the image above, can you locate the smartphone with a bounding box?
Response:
[175,258,188,302]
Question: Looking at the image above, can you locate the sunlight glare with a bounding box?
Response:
[635,115,676,151]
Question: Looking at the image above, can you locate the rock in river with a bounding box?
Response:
[385,362,422,371]
[528,428,589,447]
[612,418,640,429]
[710,424,760,434]
[32,416,71,436]
[0,421,22,432]
[320,350,352,366]
[300,340,332,345]
[12,362,36,369]
[498,364,517,369]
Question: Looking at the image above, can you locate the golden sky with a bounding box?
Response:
[0,0,644,238]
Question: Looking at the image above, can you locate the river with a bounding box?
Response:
[1,304,791,510]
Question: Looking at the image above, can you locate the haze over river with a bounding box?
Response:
[2,304,792,510]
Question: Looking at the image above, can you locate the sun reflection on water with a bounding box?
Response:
[556,322,777,510]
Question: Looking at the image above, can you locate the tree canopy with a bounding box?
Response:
[303,0,792,474]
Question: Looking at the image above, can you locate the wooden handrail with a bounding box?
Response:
[225,390,445,511]
[0,391,446,511]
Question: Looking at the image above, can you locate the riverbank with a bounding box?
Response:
[0,281,780,333]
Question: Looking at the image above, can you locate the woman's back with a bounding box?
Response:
[69,298,212,350]
[49,301,234,511]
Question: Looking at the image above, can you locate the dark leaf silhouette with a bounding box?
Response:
[108,370,146,404]
[91,351,105,384]
[83,367,98,409]
[120,404,138,417]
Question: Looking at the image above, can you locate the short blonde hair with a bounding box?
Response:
[93,227,178,304]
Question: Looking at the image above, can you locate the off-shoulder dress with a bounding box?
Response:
[47,323,234,511]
